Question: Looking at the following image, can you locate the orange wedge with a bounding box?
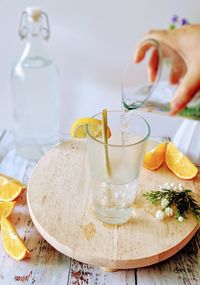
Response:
[144,143,167,170]
[0,174,26,202]
[166,142,198,179]
[0,201,16,219]
[1,215,30,260]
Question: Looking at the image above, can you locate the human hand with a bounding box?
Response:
[134,25,200,114]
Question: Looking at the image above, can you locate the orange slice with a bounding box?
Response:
[144,143,167,170]
[0,174,26,202]
[1,215,30,260]
[0,201,16,219]
[166,142,198,179]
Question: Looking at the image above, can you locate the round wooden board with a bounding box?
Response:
[27,140,199,269]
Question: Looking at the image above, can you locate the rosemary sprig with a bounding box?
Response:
[102,109,111,177]
[144,188,200,221]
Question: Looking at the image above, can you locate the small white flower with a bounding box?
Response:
[167,185,171,190]
[164,183,169,188]
[178,216,184,222]
[165,207,173,217]
[173,186,178,191]
[170,183,175,188]
[156,210,165,221]
[178,185,184,192]
[161,198,169,208]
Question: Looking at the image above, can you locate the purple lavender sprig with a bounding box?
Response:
[181,18,190,26]
[171,15,179,24]
[168,15,190,30]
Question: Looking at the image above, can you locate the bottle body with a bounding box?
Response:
[11,8,60,160]
[12,46,60,160]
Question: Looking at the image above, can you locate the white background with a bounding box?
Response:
[0,0,200,134]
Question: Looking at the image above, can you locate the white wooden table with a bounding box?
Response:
[0,130,200,285]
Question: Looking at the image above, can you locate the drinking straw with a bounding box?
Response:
[102,109,111,177]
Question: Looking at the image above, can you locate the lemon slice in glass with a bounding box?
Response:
[70,118,111,139]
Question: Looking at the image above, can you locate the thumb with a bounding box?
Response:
[170,69,200,115]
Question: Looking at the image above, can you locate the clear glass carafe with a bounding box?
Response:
[122,39,200,120]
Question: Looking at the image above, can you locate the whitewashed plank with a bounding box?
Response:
[68,260,136,285]
[0,194,71,285]
[0,134,71,285]
[137,230,200,285]
[0,130,6,141]
[0,131,14,162]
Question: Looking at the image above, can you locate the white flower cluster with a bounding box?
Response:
[155,208,174,220]
[161,182,184,192]
[156,210,165,220]
[155,182,185,222]
[165,207,173,217]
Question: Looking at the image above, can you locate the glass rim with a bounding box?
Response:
[85,110,151,147]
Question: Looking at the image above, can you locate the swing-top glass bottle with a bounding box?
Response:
[11,7,60,160]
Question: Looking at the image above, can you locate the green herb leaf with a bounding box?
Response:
[143,188,200,221]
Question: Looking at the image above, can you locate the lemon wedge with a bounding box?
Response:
[0,174,25,202]
[70,118,111,139]
[1,216,30,260]
[0,201,16,219]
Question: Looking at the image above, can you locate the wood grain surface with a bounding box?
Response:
[27,139,199,270]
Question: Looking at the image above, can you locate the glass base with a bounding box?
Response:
[94,207,132,225]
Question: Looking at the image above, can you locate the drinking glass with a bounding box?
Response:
[122,39,163,111]
[122,38,200,120]
[86,110,150,224]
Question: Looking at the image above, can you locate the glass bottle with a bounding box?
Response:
[11,7,60,160]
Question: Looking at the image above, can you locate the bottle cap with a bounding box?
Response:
[26,7,42,22]
[19,7,50,40]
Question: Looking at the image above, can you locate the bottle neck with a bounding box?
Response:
[17,9,52,63]
[20,35,50,63]
[27,21,41,38]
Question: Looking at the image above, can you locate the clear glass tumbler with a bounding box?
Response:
[122,39,163,111]
[86,110,150,224]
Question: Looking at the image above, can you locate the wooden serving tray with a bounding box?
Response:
[27,140,199,270]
